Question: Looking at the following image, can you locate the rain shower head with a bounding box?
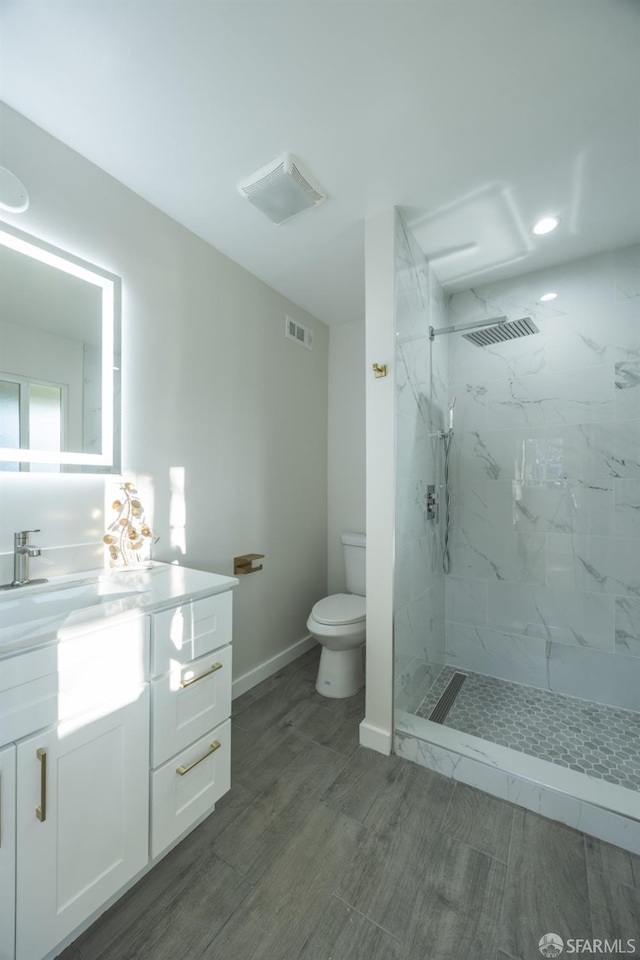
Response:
[430,315,540,347]
[462,316,539,347]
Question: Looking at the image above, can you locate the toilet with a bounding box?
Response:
[307,532,366,698]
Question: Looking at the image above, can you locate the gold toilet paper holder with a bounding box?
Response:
[234,553,265,575]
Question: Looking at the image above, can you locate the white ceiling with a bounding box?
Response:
[1,0,639,326]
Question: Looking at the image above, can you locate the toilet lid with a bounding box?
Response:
[311,594,366,626]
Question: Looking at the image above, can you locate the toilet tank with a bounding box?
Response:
[341,532,366,596]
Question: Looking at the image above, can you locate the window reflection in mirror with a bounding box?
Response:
[0,222,120,473]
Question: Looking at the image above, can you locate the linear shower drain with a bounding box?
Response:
[428,672,468,724]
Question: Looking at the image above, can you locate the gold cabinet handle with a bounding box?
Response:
[176,740,221,776]
[36,748,47,822]
[179,662,222,689]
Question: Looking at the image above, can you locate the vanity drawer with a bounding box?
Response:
[151,644,232,767]
[150,719,230,859]
[151,592,232,677]
[0,646,59,746]
[0,618,149,747]
[0,674,58,747]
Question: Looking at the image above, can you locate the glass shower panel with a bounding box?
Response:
[0,379,20,447]
[28,381,63,452]
[0,379,20,472]
[28,381,63,474]
[393,211,448,721]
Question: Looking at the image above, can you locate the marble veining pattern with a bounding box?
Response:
[615,596,640,657]
[415,666,640,791]
[443,242,640,708]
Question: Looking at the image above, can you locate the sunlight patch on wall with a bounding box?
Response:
[169,466,186,556]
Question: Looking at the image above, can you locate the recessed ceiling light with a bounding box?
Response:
[533,216,559,236]
[540,292,558,302]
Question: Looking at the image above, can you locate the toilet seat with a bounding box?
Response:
[311,593,365,626]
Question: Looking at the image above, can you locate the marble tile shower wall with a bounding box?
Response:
[445,243,640,711]
[394,212,448,713]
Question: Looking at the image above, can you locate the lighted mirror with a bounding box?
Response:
[0,221,121,473]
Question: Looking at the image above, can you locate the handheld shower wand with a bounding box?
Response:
[442,394,456,574]
[448,394,457,433]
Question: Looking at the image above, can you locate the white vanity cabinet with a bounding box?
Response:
[149,591,232,858]
[7,615,150,960]
[0,744,16,960]
[15,692,149,960]
[0,565,236,960]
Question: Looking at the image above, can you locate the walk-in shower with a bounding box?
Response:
[393,211,640,852]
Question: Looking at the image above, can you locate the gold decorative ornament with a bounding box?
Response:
[104,482,157,568]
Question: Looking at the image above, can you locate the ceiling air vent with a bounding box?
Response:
[237,154,326,224]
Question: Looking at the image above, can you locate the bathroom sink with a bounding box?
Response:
[0,576,149,629]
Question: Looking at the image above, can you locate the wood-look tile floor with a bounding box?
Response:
[58,648,640,960]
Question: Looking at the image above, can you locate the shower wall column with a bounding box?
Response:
[361,208,396,754]
[363,208,450,751]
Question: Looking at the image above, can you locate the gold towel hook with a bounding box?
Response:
[372,363,387,378]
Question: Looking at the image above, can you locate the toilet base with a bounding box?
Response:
[315,644,364,699]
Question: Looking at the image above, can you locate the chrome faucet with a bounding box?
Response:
[4,530,48,588]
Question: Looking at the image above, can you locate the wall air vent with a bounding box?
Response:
[237,154,327,224]
[285,315,313,350]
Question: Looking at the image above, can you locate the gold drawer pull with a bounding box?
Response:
[176,740,221,776]
[36,748,47,822]
[179,661,222,688]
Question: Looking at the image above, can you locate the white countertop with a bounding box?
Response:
[0,561,239,658]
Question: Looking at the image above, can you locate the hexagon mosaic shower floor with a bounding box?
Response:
[415,666,640,791]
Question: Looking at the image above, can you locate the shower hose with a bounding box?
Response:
[442,429,453,575]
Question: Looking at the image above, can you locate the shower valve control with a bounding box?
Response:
[426,484,438,522]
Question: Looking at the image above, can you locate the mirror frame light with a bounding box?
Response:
[0,221,121,472]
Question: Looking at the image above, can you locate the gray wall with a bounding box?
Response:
[0,103,329,686]
[327,318,365,594]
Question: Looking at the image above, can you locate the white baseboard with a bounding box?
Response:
[359,719,392,755]
[232,635,318,700]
